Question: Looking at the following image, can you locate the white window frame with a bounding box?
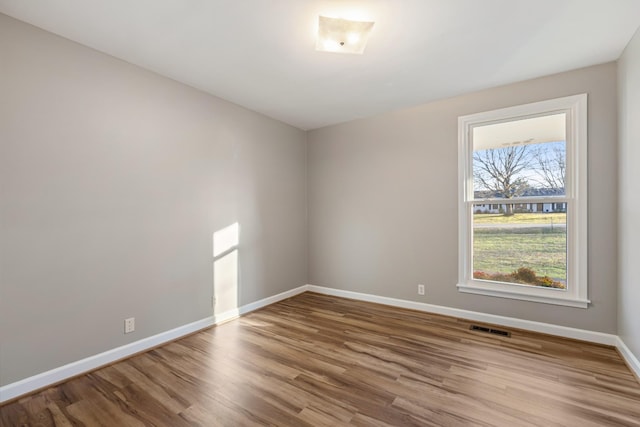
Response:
[457,94,589,308]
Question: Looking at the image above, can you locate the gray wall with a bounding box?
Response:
[618,29,640,359]
[0,10,631,389]
[308,63,618,333]
[0,14,307,386]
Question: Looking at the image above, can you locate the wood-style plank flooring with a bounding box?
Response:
[2,292,640,426]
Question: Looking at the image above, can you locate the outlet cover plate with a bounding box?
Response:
[124,317,135,334]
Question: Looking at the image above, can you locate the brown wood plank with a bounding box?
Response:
[2,292,639,426]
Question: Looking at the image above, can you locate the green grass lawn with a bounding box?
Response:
[473,226,567,281]
[473,212,566,225]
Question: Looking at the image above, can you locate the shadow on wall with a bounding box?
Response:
[213,222,239,314]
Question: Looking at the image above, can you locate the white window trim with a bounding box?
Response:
[457,94,589,308]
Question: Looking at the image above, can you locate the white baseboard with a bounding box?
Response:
[306,285,618,345]
[0,284,308,404]
[617,337,640,380]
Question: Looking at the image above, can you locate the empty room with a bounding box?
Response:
[1,1,640,426]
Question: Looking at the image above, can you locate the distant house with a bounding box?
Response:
[473,188,567,214]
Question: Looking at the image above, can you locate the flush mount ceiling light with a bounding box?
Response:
[315,16,375,54]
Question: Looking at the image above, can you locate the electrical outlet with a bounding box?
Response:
[418,284,425,295]
[124,317,135,334]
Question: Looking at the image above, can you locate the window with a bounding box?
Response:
[457,95,588,308]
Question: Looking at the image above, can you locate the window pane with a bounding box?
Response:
[473,203,567,289]
[473,114,566,200]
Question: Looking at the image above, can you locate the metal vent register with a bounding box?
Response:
[470,325,511,337]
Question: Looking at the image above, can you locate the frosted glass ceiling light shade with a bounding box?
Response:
[315,16,375,54]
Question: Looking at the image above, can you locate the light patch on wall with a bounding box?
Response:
[213,222,239,257]
[213,223,240,313]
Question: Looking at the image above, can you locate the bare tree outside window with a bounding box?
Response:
[473,145,532,216]
[532,143,565,191]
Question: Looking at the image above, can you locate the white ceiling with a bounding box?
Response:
[1,1,639,130]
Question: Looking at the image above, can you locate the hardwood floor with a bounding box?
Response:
[2,292,640,426]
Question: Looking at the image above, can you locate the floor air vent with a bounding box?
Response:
[470,325,511,337]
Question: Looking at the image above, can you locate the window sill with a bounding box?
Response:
[456,283,590,308]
